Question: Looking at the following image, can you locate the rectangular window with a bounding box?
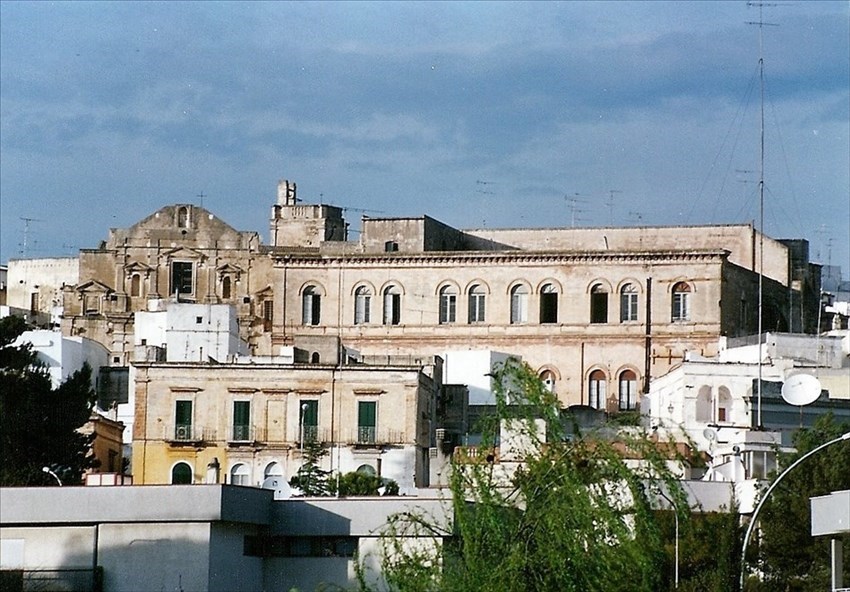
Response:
[244,536,358,558]
[439,294,457,324]
[672,293,690,321]
[383,293,401,325]
[590,292,608,324]
[358,401,377,444]
[302,293,321,325]
[468,292,485,323]
[354,293,371,324]
[170,262,194,296]
[620,292,638,322]
[263,300,273,331]
[30,292,39,313]
[539,292,558,324]
[233,401,251,441]
[510,293,528,324]
[175,400,193,440]
[300,400,318,442]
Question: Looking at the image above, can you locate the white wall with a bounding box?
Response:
[443,350,516,405]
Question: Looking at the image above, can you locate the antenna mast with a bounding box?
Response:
[747,1,778,428]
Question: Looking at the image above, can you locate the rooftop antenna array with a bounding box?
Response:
[565,193,589,227]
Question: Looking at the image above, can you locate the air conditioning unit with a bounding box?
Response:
[175,425,191,440]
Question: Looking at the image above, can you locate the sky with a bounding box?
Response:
[1,1,848,279]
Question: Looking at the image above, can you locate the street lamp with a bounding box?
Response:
[300,403,309,454]
[42,466,62,486]
[656,487,679,588]
[739,431,850,589]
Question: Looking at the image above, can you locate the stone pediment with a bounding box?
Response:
[255,285,274,297]
[217,263,244,275]
[76,279,114,294]
[161,246,206,262]
[124,261,154,274]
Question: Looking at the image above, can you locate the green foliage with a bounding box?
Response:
[748,413,850,591]
[336,471,400,497]
[0,316,98,486]
[289,438,334,496]
[373,358,712,592]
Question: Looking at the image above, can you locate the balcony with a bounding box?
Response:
[165,424,211,445]
[342,428,407,447]
[228,424,256,446]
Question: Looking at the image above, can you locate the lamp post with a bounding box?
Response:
[300,403,309,454]
[42,466,62,486]
[656,487,679,588]
[739,431,850,590]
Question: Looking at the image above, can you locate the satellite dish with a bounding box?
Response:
[781,374,822,406]
[261,477,292,499]
[702,428,717,442]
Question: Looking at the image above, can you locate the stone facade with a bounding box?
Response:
[131,359,440,492]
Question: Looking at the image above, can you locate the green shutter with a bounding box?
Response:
[358,401,376,428]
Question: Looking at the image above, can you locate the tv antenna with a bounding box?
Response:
[607,190,622,226]
[476,180,495,196]
[19,217,43,256]
[564,193,589,227]
[196,191,206,208]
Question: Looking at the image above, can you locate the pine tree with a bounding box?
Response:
[289,438,333,496]
[0,316,98,486]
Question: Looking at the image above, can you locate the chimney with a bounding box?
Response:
[277,179,297,206]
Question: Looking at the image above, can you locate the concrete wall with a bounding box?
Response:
[7,257,78,324]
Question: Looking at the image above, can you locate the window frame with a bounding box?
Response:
[671,282,691,321]
[510,284,529,324]
[468,284,486,323]
[357,400,377,444]
[618,370,638,411]
[620,283,638,322]
[383,286,401,325]
[539,283,559,324]
[590,284,609,324]
[588,370,607,410]
[354,286,372,325]
[439,285,458,324]
[170,261,194,297]
[232,400,251,441]
[302,286,321,326]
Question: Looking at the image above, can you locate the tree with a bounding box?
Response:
[289,438,333,496]
[373,358,697,592]
[746,413,850,591]
[336,471,400,497]
[0,316,99,486]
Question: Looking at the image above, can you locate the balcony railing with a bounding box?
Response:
[231,424,253,443]
[357,426,376,444]
[166,424,211,443]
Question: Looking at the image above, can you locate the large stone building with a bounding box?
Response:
[48,179,819,415]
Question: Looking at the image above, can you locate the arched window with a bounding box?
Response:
[302,285,321,325]
[618,370,638,411]
[311,352,321,364]
[354,286,371,324]
[588,370,606,410]
[439,285,457,324]
[222,276,232,300]
[696,386,713,422]
[171,462,193,484]
[539,283,558,324]
[468,284,486,323]
[510,284,528,324]
[717,386,732,423]
[672,282,691,321]
[620,283,638,322]
[356,464,377,476]
[539,369,556,393]
[590,284,608,324]
[264,462,283,480]
[177,206,189,229]
[230,463,250,486]
[383,286,401,325]
[130,274,141,298]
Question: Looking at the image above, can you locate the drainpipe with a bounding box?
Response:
[644,277,652,394]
